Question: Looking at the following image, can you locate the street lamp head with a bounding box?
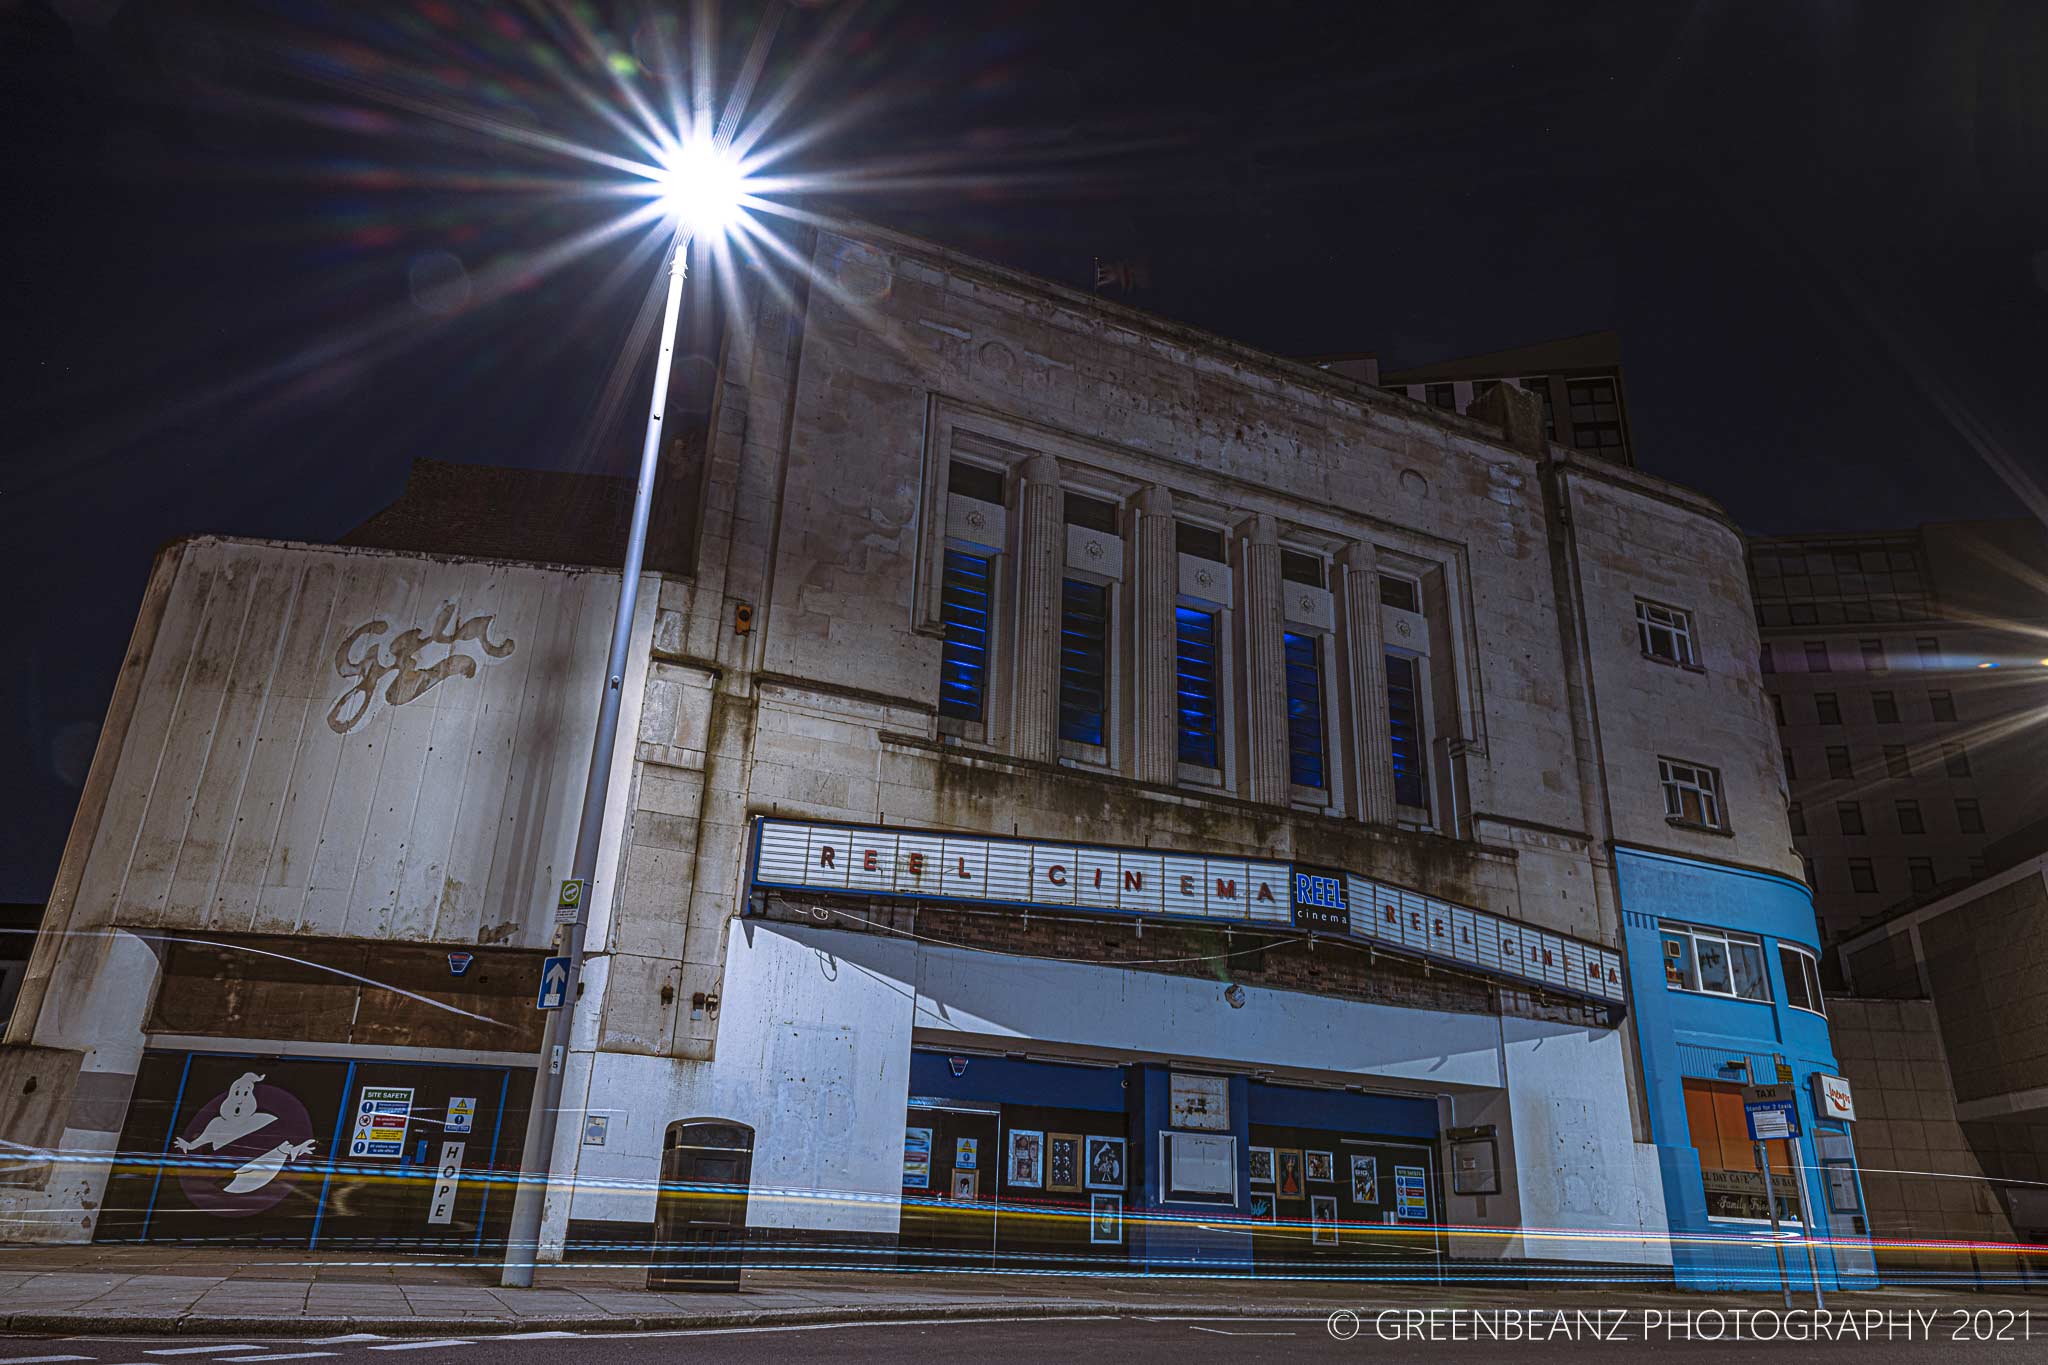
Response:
[654,135,749,238]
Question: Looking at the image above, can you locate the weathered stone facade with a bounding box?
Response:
[5,219,1801,1275]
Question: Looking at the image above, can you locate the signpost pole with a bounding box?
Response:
[1788,1140,1826,1309]
[1756,1137,1793,1310]
[1739,1065,1794,1310]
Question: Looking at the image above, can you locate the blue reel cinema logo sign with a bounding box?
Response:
[1292,867,1348,931]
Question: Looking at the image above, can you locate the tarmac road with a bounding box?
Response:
[8,1306,2045,1364]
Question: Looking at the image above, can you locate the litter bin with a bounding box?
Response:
[647,1119,754,1291]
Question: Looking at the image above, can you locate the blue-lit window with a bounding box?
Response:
[939,549,994,724]
[1059,578,1110,746]
[1175,607,1221,768]
[1386,653,1428,808]
[1282,632,1326,789]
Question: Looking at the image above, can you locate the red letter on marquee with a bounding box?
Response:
[1181,875,1197,896]
[862,848,878,871]
[1124,870,1143,891]
[907,852,924,878]
[1257,883,1275,903]
[1048,864,1067,886]
[1214,879,1237,900]
[819,846,836,868]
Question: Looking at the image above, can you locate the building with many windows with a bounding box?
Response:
[4,222,1862,1287]
[1360,331,1636,468]
[1748,519,2048,950]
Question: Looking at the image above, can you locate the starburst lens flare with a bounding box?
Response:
[651,136,751,238]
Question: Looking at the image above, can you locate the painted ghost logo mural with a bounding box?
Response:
[326,602,515,735]
[174,1072,319,1216]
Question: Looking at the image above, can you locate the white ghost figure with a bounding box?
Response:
[174,1072,278,1153]
[223,1138,317,1194]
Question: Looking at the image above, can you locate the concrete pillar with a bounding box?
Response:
[1130,485,1177,785]
[1238,513,1289,805]
[1341,543,1397,825]
[1012,454,1064,765]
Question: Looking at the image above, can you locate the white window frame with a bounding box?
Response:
[1659,757,1727,831]
[1778,942,1827,1018]
[1635,598,1698,668]
[1659,920,1772,1003]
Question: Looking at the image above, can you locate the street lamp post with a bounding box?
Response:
[500,135,746,1287]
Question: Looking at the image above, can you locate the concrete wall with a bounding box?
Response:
[1563,473,1794,879]
[1829,996,2016,1272]
[568,920,1669,1266]
[3,537,653,1244]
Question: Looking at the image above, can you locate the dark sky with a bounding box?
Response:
[7,0,2048,901]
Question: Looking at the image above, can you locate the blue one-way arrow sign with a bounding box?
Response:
[537,955,570,1011]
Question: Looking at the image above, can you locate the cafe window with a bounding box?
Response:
[1683,1079,1803,1225]
[1779,943,1826,1017]
[1659,922,1770,1002]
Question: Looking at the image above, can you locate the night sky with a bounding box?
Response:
[7,0,2047,902]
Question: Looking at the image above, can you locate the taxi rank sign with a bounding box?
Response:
[748,818,1627,1010]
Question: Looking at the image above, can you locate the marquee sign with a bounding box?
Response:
[749,818,1627,1008]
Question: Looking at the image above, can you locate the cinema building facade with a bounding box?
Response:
[2,221,1871,1286]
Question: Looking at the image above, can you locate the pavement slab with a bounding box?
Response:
[0,1244,2039,1338]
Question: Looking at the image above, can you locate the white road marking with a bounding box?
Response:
[305,1337,386,1346]
[234,1356,341,1363]
[495,1332,582,1340]
[365,1343,473,1353]
[1141,1314,1351,1322]
[613,1314,1121,1339]
[0,1356,95,1363]
[1188,1326,1297,1336]
[144,1348,266,1357]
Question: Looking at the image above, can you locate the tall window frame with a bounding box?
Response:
[1282,630,1330,800]
[1175,520,1234,791]
[935,458,1010,743]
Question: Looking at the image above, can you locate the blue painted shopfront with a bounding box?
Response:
[1617,847,1876,1291]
